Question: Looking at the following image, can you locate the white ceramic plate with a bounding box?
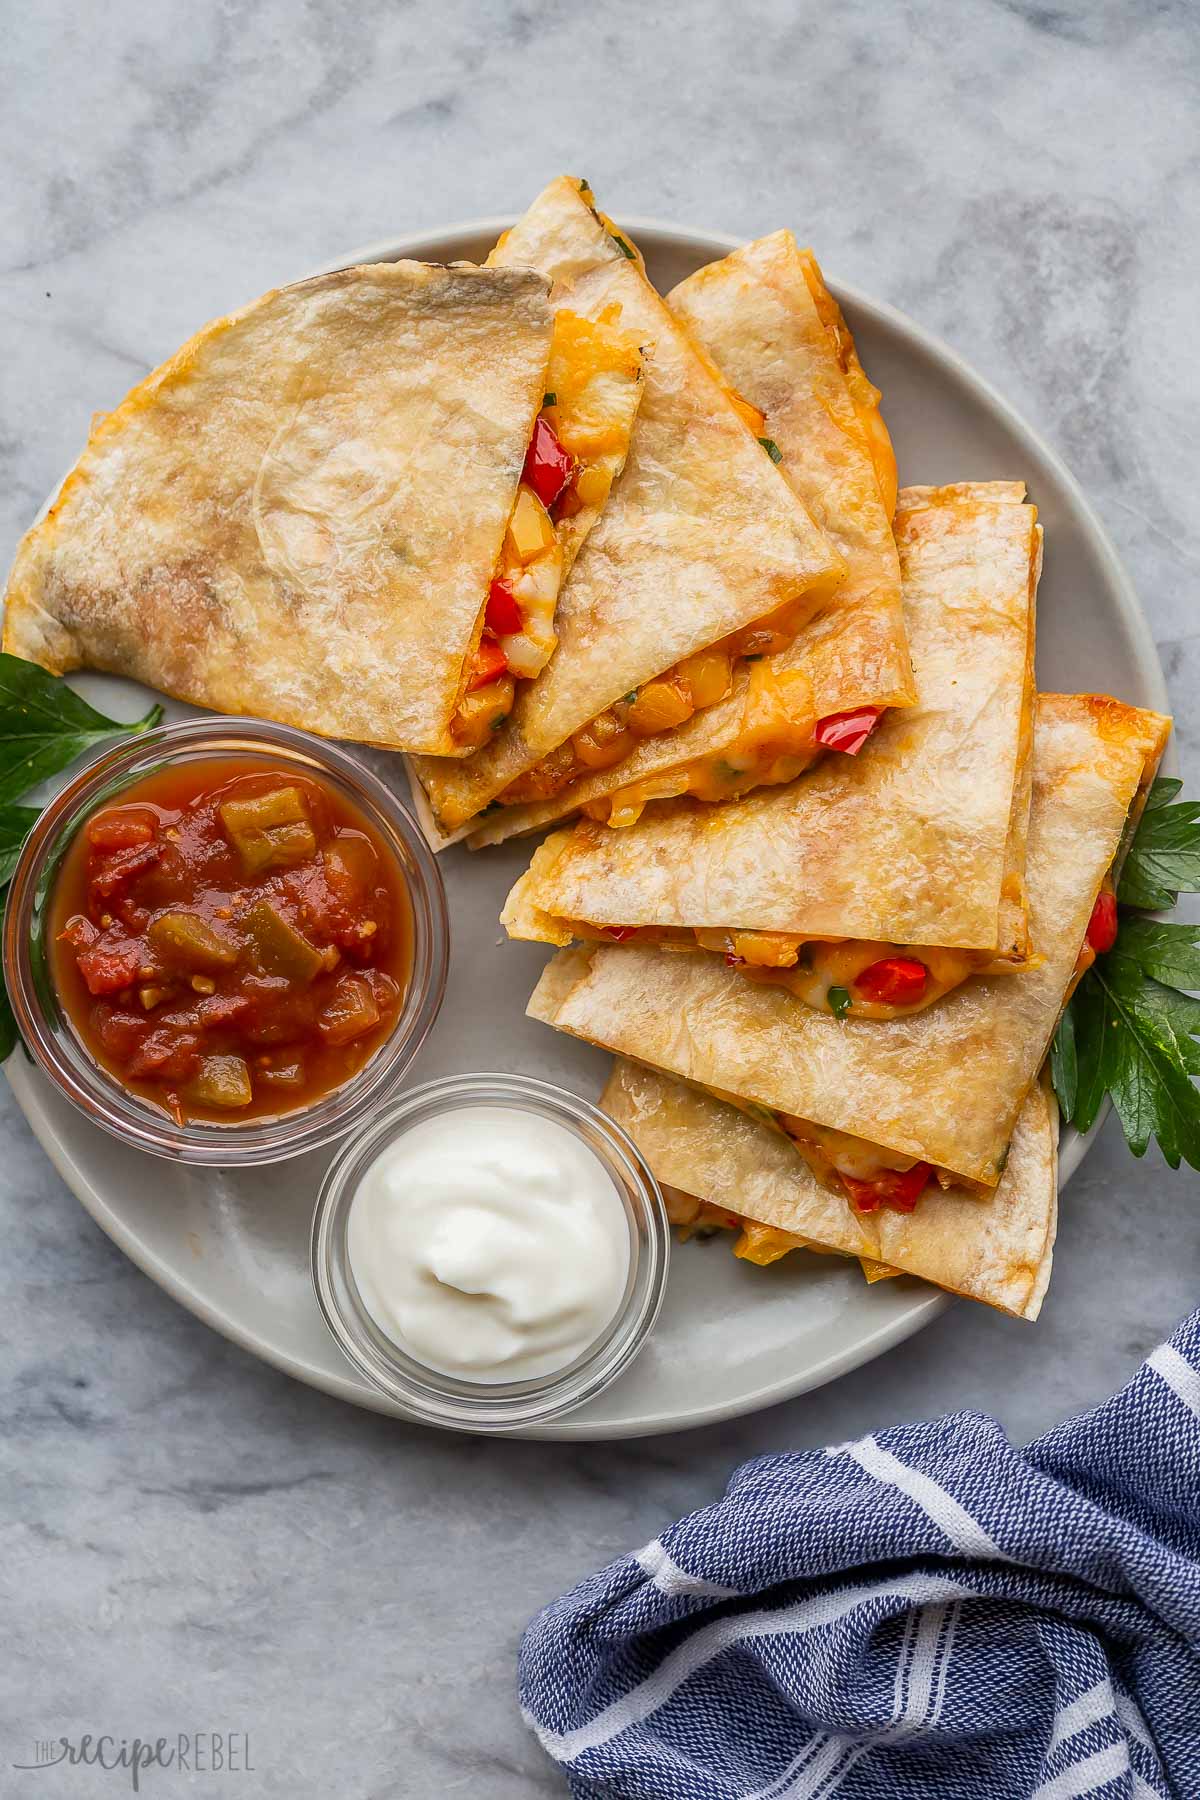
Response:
[5,221,1170,1439]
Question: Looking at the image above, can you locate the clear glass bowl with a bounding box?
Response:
[4,717,448,1165]
[311,1073,671,1431]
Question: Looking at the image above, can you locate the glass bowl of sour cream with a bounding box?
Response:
[310,1072,671,1430]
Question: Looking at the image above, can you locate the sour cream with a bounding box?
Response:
[345,1105,631,1383]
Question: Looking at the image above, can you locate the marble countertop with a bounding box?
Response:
[4,3,1199,1793]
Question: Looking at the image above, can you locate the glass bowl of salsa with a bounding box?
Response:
[4,717,449,1164]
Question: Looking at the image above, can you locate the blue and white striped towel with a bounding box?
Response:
[520,1314,1200,1797]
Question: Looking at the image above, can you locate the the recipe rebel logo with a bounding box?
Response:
[12,1731,253,1791]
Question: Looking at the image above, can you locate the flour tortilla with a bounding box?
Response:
[467,228,908,847]
[412,180,846,834]
[3,262,557,756]
[601,1059,1058,1319]
[504,482,1040,955]
[528,694,1171,1187]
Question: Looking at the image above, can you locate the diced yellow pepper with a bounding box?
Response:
[728,930,805,969]
[677,647,733,710]
[451,675,516,751]
[506,485,556,565]
[573,465,610,508]
[624,677,695,738]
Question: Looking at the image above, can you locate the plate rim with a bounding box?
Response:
[4,216,1170,1438]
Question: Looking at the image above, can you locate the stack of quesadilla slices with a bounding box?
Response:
[490,186,1171,1319]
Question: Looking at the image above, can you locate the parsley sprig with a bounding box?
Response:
[0,654,162,1059]
[1052,779,1200,1167]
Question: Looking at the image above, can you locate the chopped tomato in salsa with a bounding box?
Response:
[841,1162,933,1214]
[49,758,412,1125]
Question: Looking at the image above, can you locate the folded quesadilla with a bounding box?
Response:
[449,306,646,751]
[412,179,847,836]
[4,262,642,757]
[471,229,913,844]
[600,1060,1058,1319]
[528,693,1170,1204]
[504,482,1041,1018]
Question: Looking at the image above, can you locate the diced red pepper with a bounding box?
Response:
[86,809,157,852]
[841,1162,933,1214]
[522,416,576,509]
[725,952,746,967]
[853,956,929,1007]
[813,707,882,756]
[467,634,509,691]
[485,578,523,637]
[604,926,640,942]
[75,936,147,996]
[1086,888,1118,955]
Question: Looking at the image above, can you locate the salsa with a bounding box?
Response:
[49,758,412,1125]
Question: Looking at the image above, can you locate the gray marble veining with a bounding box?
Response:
[3,2,1200,1793]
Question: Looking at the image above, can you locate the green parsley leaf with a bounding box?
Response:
[542,391,557,407]
[1057,948,1200,1166]
[1117,778,1200,909]
[758,437,783,464]
[0,805,42,888]
[1049,998,1078,1123]
[621,691,638,705]
[0,655,162,806]
[1109,916,1200,990]
[609,232,636,261]
[828,985,851,1020]
[1052,773,1200,1166]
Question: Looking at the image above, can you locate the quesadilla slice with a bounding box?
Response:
[3,262,642,757]
[412,179,847,836]
[505,482,1041,1018]
[601,1060,1058,1320]
[450,306,646,751]
[471,229,912,844]
[528,693,1170,1203]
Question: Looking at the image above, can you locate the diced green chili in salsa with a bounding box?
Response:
[49,758,412,1124]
